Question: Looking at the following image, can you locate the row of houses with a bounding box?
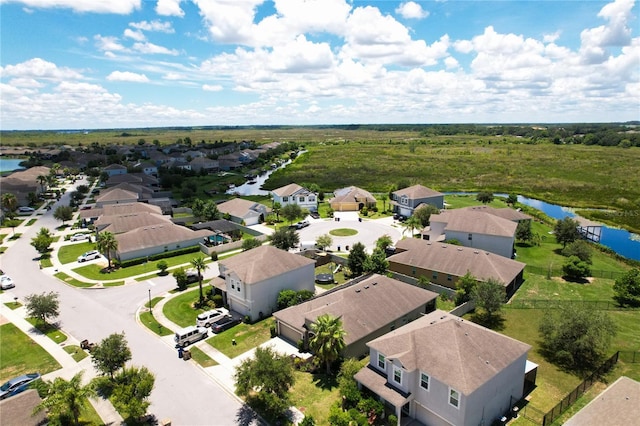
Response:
[208,245,533,426]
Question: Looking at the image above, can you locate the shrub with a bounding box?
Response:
[388,415,398,425]
[270,324,277,338]
[211,252,218,261]
[211,294,223,308]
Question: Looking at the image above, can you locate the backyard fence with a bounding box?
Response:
[524,265,625,280]
[618,350,640,363]
[505,299,638,311]
[542,352,620,426]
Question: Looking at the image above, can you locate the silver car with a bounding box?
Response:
[0,275,15,290]
[77,250,101,262]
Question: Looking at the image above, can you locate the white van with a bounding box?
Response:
[196,309,228,327]
[174,326,208,347]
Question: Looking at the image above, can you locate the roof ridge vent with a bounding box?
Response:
[364,285,369,289]
[355,289,361,293]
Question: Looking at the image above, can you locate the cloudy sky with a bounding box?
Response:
[1,0,638,130]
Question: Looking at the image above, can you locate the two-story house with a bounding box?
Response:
[103,163,127,177]
[391,184,444,218]
[271,183,318,212]
[216,245,316,322]
[355,310,531,426]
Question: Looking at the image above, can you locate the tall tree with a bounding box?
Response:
[562,256,591,280]
[91,332,132,379]
[172,268,188,291]
[53,205,74,225]
[412,204,440,227]
[364,247,388,274]
[36,371,96,425]
[539,304,616,372]
[375,234,394,251]
[506,193,518,205]
[281,203,303,225]
[96,231,118,269]
[309,314,347,374]
[30,227,54,255]
[515,220,533,243]
[315,234,333,251]
[268,227,299,251]
[347,242,367,277]
[272,202,282,222]
[402,215,423,237]
[380,193,388,213]
[613,268,640,307]
[476,192,494,204]
[554,216,581,248]
[37,174,48,192]
[1,193,18,219]
[111,366,155,421]
[241,237,262,251]
[234,346,295,420]
[455,272,477,305]
[190,255,209,305]
[24,291,60,326]
[562,240,592,263]
[471,279,505,320]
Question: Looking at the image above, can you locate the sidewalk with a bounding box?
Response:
[0,294,123,425]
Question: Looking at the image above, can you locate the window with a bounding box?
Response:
[468,233,473,241]
[400,195,408,205]
[282,196,289,202]
[393,366,402,385]
[432,271,438,280]
[237,285,241,292]
[309,196,315,202]
[449,388,460,408]
[420,372,430,391]
[378,353,386,369]
[231,283,235,290]
[412,266,416,275]
[299,196,305,202]
[447,275,453,281]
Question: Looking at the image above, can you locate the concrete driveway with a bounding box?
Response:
[297,213,404,253]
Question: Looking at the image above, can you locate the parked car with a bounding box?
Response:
[294,220,310,229]
[70,233,90,242]
[0,275,15,290]
[211,315,241,333]
[196,308,229,327]
[77,250,101,262]
[0,373,41,400]
[186,269,201,283]
[18,206,35,213]
[174,326,208,347]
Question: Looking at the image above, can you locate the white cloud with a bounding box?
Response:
[193,0,263,44]
[94,35,128,53]
[3,0,141,14]
[543,31,561,43]
[395,2,429,19]
[133,42,179,55]
[124,28,146,41]
[1,58,83,80]
[106,71,149,82]
[163,72,186,80]
[579,0,635,63]
[129,20,175,33]
[156,0,184,17]
[202,84,223,91]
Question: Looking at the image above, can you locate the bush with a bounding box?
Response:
[270,324,277,338]
[388,414,398,425]
[211,252,218,261]
[562,256,591,280]
[211,294,223,308]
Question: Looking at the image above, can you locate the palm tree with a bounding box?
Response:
[402,215,423,238]
[380,193,388,213]
[272,201,282,222]
[37,174,48,193]
[309,314,346,375]
[96,231,118,269]
[190,255,209,305]
[35,371,95,425]
[1,193,18,219]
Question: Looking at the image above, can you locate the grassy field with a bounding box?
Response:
[162,288,210,328]
[25,318,68,344]
[57,241,96,264]
[290,370,342,426]
[206,317,274,359]
[0,323,61,382]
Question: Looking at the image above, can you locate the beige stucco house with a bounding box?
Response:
[216,245,316,321]
[355,310,531,426]
[329,186,376,212]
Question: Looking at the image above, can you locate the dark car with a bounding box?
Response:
[211,316,240,333]
[0,373,41,400]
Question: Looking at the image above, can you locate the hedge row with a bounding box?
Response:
[118,245,201,268]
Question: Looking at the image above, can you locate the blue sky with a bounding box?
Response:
[0,0,638,130]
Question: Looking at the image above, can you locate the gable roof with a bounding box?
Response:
[96,188,139,203]
[115,222,210,254]
[217,198,267,218]
[393,184,443,199]
[462,205,532,222]
[272,183,310,197]
[190,219,239,234]
[95,211,172,234]
[430,209,518,237]
[79,202,162,219]
[274,274,438,346]
[331,186,376,204]
[218,245,314,284]
[366,310,530,395]
[104,163,127,170]
[390,239,525,285]
[0,389,46,426]
[564,376,640,426]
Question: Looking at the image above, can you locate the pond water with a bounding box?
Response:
[226,159,292,196]
[446,192,639,261]
[0,158,25,173]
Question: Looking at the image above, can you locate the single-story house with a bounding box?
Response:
[426,209,518,259]
[388,238,526,297]
[215,245,316,322]
[329,186,377,212]
[94,211,173,234]
[462,205,532,223]
[271,183,318,212]
[273,274,438,358]
[564,376,640,426]
[355,310,531,426]
[115,222,211,261]
[0,165,49,207]
[391,184,444,217]
[217,198,269,225]
[79,202,163,226]
[94,188,139,207]
[0,389,47,426]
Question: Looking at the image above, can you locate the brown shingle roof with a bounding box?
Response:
[393,184,443,199]
[95,211,172,234]
[274,274,438,346]
[463,205,532,222]
[431,209,517,237]
[390,239,525,285]
[217,198,266,218]
[96,188,138,203]
[272,183,305,197]
[79,202,162,219]
[115,223,210,253]
[218,245,315,285]
[330,186,376,204]
[366,310,530,394]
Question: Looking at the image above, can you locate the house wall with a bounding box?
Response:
[388,262,459,290]
[105,168,127,176]
[412,373,466,426]
[117,237,205,261]
[445,230,514,259]
[428,220,448,239]
[330,201,359,212]
[273,193,318,212]
[227,264,315,321]
[96,197,138,208]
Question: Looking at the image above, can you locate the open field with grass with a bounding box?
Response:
[0,323,61,382]
[206,317,274,359]
[290,370,342,426]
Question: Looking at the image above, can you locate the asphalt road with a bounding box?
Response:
[0,178,250,425]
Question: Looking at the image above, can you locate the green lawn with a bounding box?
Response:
[57,241,96,264]
[0,323,61,382]
[513,274,617,302]
[206,317,274,359]
[162,288,210,328]
[139,311,173,336]
[64,344,89,362]
[188,346,218,367]
[290,370,342,426]
[54,271,95,288]
[329,228,358,237]
[26,318,68,344]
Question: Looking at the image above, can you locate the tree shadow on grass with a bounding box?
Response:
[561,275,590,284]
[311,371,338,391]
[469,312,505,331]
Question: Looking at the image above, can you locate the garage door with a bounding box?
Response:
[278,321,303,345]
[414,402,453,426]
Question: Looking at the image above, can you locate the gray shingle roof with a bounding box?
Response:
[393,184,443,199]
[431,209,518,237]
[115,223,210,253]
[274,274,438,346]
[272,183,306,197]
[95,211,172,234]
[366,310,530,394]
[217,198,267,218]
[330,186,376,204]
[218,245,315,285]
